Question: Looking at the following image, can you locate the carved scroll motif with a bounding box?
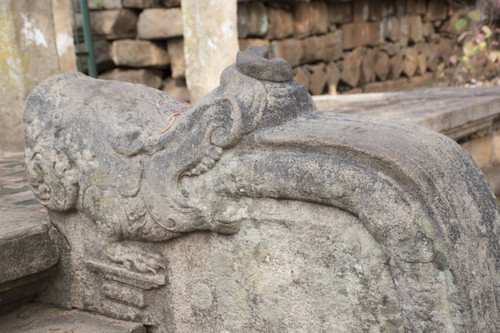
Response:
[23,47,500,331]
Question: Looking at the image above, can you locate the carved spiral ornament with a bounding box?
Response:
[25,145,79,211]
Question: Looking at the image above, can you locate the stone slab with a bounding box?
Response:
[0,303,146,333]
[313,86,500,140]
[0,159,58,286]
[0,215,56,283]
[137,8,183,39]
[0,158,59,313]
[111,39,170,68]
[90,9,137,39]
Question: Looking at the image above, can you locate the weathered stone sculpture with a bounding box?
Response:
[24,47,500,332]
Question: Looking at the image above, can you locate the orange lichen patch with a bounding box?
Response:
[158,99,192,134]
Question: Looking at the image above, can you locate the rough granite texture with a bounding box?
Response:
[23,47,500,332]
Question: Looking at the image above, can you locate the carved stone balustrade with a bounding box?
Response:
[21,47,500,332]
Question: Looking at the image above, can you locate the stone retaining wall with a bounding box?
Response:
[78,0,472,99]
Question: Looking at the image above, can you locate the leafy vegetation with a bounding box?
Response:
[95,0,105,10]
[448,0,500,82]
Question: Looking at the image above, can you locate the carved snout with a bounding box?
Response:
[235,46,293,83]
[24,143,79,211]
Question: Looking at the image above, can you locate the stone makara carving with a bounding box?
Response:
[24,47,310,273]
[24,47,500,332]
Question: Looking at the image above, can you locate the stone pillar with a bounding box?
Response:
[52,0,78,73]
[181,0,238,103]
[0,0,76,157]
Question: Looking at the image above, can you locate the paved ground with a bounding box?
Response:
[313,86,500,140]
[0,157,47,226]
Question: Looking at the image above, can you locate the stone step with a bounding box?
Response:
[0,159,58,313]
[0,303,146,333]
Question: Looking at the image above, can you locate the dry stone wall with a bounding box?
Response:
[240,0,471,95]
[76,0,188,100]
[79,0,470,98]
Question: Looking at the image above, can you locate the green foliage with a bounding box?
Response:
[455,18,468,31]
[449,2,500,74]
[95,0,105,10]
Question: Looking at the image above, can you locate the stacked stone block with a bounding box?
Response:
[79,0,470,97]
[238,0,470,95]
[77,0,188,100]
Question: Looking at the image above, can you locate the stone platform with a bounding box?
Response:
[314,86,500,196]
[0,303,146,333]
[0,158,59,313]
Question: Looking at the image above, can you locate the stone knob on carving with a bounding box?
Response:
[236,46,294,82]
